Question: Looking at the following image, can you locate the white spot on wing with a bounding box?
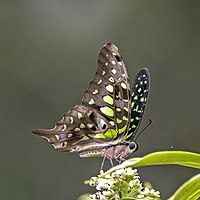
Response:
[99,119,106,128]
[51,126,57,130]
[92,89,98,94]
[80,123,85,128]
[111,69,117,74]
[41,136,50,142]
[51,144,57,149]
[74,128,80,132]
[62,124,67,131]
[77,112,83,119]
[70,117,73,124]
[88,98,95,105]
[97,79,102,84]
[61,141,67,148]
[109,121,115,126]
[112,60,116,65]
[55,135,60,140]
[121,82,127,89]
[109,77,115,83]
[87,110,93,117]
[68,133,73,138]
[87,123,95,129]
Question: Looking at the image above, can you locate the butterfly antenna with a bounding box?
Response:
[135,119,152,142]
[138,142,174,150]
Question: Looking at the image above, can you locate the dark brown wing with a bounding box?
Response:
[33,43,132,152]
[82,43,132,139]
[33,105,112,152]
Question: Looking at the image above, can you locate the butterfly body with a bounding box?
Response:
[79,141,137,161]
[33,43,150,161]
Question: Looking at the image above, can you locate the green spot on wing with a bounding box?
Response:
[134,95,138,100]
[140,97,144,102]
[89,133,106,139]
[119,125,127,134]
[117,118,122,124]
[103,95,114,105]
[91,129,117,139]
[135,117,140,120]
[126,132,133,140]
[106,84,114,93]
[100,107,114,117]
[123,116,128,121]
[105,129,117,139]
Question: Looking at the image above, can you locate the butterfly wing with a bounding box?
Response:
[33,43,132,153]
[126,68,150,141]
[32,105,112,153]
[82,43,132,141]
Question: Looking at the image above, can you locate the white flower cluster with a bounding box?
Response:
[140,187,161,199]
[89,167,160,200]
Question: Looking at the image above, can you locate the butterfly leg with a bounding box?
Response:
[109,158,114,167]
[117,159,122,164]
[100,154,106,172]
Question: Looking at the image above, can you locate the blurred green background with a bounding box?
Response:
[1,1,200,199]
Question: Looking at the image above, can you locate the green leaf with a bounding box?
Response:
[77,194,91,200]
[107,151,200,173]
[168,174,200,200]
[122,197,160,200]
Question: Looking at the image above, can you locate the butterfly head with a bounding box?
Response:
[104,141,138,161]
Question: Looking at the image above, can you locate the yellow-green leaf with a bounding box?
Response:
[168,174,200,200]
[107,151,200,173]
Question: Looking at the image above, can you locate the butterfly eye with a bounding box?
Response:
[129,142,138,151]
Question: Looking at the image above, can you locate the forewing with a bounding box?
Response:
[82,43,132,140]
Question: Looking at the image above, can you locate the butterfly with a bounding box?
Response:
[33,43,150,162]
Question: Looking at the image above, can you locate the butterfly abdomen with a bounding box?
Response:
[79,149,105,158]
